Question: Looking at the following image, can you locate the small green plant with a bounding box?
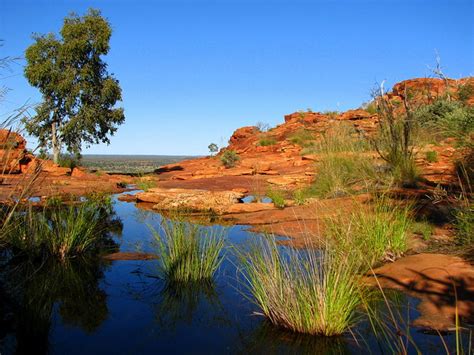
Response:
[266,188,286,208]
[220,150,240,168]
[237,237,366,336]
[322,110,340,119]
[288,128,315,148]
[410,220,434,241]
[150,220,225,283]
[136,176,156,191]
[425,150,438,163]
[257,137,277,146]
[293,189,308,205]
[453,201,473,246]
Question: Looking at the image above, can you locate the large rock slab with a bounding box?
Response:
[136,188,245,214]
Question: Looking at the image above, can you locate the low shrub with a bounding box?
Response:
[266,188,286,208]
[237,237,366,336]
[150,220,225,283]
[258,137,277,146]
[221,150,240,168]
[136,176,156,191]
[288,129,315,148]
[58,154,81,170]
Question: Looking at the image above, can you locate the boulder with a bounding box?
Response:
[135,188,245,214]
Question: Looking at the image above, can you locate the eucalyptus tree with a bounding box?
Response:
[24,9,124,163]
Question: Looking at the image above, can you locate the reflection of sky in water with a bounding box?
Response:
[1,195,470,354]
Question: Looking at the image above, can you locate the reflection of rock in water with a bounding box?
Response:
[0,257,109,355]
[154,281,231,331]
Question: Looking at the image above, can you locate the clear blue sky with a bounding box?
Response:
[1,0,473,155]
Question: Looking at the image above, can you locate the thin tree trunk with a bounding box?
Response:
[51,121,60,164]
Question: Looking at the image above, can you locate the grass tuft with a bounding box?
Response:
[326,196,412,269]
[237,237,366,336]
[150,219,225,283]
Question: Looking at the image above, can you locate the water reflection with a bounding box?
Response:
[154,281,231,332]
[0,257,109,354]
[240,321,352,354]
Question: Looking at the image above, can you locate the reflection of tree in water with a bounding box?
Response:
[0,257,109,354]
[154,281,231,331]
[239,320,352,354]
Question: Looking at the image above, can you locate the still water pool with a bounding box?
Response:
[0,194,469,354]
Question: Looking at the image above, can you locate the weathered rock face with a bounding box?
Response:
[135,188,246,214]
[389,77,474,105]
[0,129,35,174]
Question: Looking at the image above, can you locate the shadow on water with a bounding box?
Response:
[0,257,110,354]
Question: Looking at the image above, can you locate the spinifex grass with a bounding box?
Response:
[237,237,366,336]
[150,220,225,283]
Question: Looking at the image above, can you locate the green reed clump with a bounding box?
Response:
[266,188,286,208]
[309,154,379,198]
[150,220,225,283]
[238,238,365,336]
[4,199,108,261]
[327,196,412,270]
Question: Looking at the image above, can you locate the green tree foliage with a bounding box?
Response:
[23,9,124,163]
[208,143,218,156]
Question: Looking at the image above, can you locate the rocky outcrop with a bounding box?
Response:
[0,129,35,174]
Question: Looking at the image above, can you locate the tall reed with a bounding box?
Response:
[4,199,107,261]
[150,219,225,283]
[237,237,366,336]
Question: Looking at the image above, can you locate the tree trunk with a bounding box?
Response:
[51,121,60,164]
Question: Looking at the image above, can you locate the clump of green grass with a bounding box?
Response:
[292,189,308,205]
[288,128,315,148]
[221,150,240,168]
[266,188,286,208]
[237,237,366,336]
[410,220,434,241]
[150,220,225,283]
[4,199,108,261]
[308,123,370,155]
[136,176,156,191]
[309,154,379,198]
[453,201,473,246]
[258,137,277,146]
[327,196,412,269]
[425,150,438,163]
